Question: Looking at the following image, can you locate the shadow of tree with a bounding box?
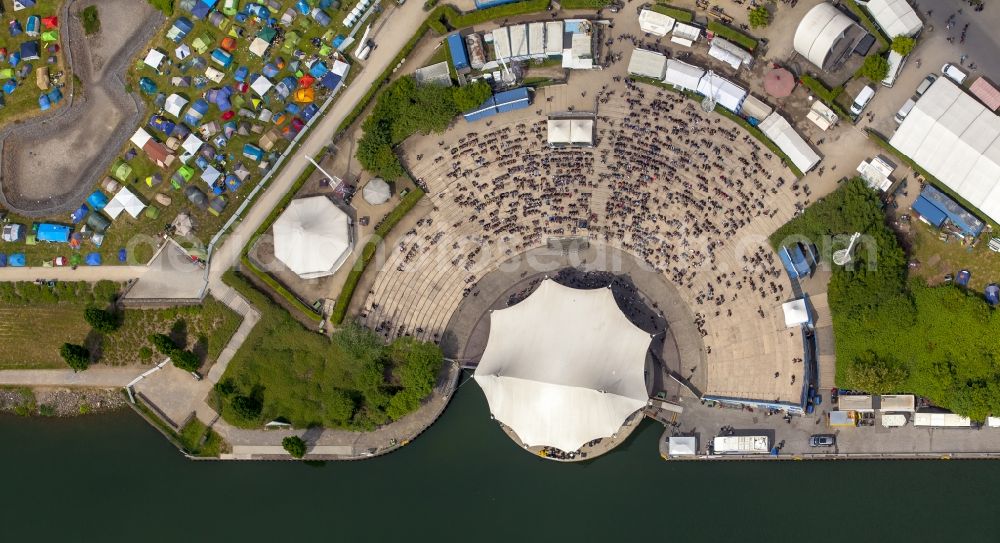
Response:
[169,318,188,348]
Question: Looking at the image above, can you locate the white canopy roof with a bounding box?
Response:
[673,22,701,42]
[741,94,773,120]
[144,49,166,70]
[664,59,704,92]
[807,99,838,131]
[362,178,391,205]
[708,37,754,70]
[274,196,353,279]
[889,77,1000,224]
[759,112,822,172]
[864,0,922,37]
[627,48,667,80]
[547,118,593,145]
[474,279,651,452]
[545,21,563,55]
[638,9,675,37]
[547,119,570,144]
[175,43,191,60]
[104,186,146,220]
[509,24,528,59]
[782,298,810,327]
[179,133,203,162]
[130,127,152,149]
[668,436,697,456]
[857,155,895,192]
[492,27,512,60]
[793,3,858,69]
[249,37,270,57]
[251,75,273,97]
[528,22,545,58]
[165,93,188,118]
[696,72,747,112]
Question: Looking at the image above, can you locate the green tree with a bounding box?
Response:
[859,54,890,82]
[232,395,263,421]
[891,35,916,56]
[282,435,307,458]
[389,337,443,398]
[215,378,237,396]
[748,5,771,28]
[172,350,201,372]
[322,389,357,427]
[149,333,178,356]
[84,306,119,333]
[452,81,492,111]
[81,6,100,35]
[60,343,90,372]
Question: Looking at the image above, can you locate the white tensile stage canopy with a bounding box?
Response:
[474,279,652,453]
[273,196,353,279]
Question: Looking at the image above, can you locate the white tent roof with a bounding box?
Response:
[864,0,922,37]
[545,21,564,55]
[492,27,512,60]
[668,436,697,456]
[547,119,571,144]
[474,279,651,452]
[807,99,838,131]
[180,133,203,162]
[165,93,188,118]
[175,43,191,60]
[638,9,675,37]
[509,24,528,59]
[664,59,704,92]
[104,186,146,220]
[889,77,1000,224]
[782,298,810,328]
[251,75,273,97]
[627,48,667,80]
[144,49,166,70]
[708,37,753,70]
[130,128,152,149]
[570,119,593,144]
[249,37,270,57]
[696,72,747,112]
[528,22,545,57]
[759,112,822,172]
[673,22,701,42]
[793,2,858,69]
[857,155,895,192]
[741,94,773,120]
[362,178,391,205]
[273,196,353,278]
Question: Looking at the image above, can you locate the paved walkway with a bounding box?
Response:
[0,367,143,387]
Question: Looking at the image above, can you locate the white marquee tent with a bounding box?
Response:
[362,178,391,205]
[144,49,166,71]
[104,187,146,220]
[672,22,701,46]
[782,298,810,328]
[889,77,1000,224]
[545,21,564,56]
[861,0,922,37]
[668,436,697,456]
[474,279,652,452]
[664,59,704,92]
[708,37,754,70]
[696,72,747,112]
[547,118,594,146]
[627,48,667,80]
[250,75,273,97]
[165,94,188,118]
[273,196,353,279]
[793,3,860,70]
[759,112,822,172]
[638,9,675,37]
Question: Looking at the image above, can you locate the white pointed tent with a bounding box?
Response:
[362,178,391,205]
[273,196,353,279]
[165,94,188,118]
[474,279,652,453]
[104,187,146,220]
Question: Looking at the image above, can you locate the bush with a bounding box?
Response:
[559,0,611,7]
[891,35,916,56]
[282,436,307,458]
[138,346,153,361]
[60,343,90,372]
[858,54,890,82]
[650,4,694,23]
[81,6,100,35]
[452,81,492,112]
[231,394,263,421]
[172,350,201,372]
[707,21,758,51]
[748,5,771,28]
[146,0,174,15]
[149,333,178,356]
[84,306,119,333]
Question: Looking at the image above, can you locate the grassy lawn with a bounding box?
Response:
[907,220,1000,291]
[0,0,68,126]
[178,417,227,457]
[0,280,240,369]
[81,5,100,35]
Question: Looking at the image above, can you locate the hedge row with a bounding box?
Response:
[330,187,426,325]
[707,21,758,51]
[866,129,998,230]
[651,4,694,23]
[559,0,612,8]
[799,75,850,120]
[429,0,551,34]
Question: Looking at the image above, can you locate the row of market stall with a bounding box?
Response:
[627,47,821,173]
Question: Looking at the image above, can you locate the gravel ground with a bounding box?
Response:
[0,386,126,416]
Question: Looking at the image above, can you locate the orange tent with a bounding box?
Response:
[221,37,237,52]
[293,87,315,103]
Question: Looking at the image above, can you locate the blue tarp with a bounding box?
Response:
[986,284,1000,306]
[447,33,470,72]
[36,223,71,243]
[70,204,88,224]
[911,195,948,228]
[169,17,194,42]
[319,72,341,89]
[914,185,985,237]
[464,96,497,122]
[8,253,25,267]
[474,0,520,8]
[38,94,50,110]
[494,87,530,113]
[85,252,101,266]
[87,191,109,210]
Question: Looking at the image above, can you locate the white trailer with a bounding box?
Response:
[712,435,770,454]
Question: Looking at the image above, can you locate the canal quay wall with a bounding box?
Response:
[656,395,1000,461]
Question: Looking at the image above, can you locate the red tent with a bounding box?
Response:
[41,16,58,29]
[298,74,315,88]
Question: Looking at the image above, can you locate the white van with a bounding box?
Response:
[895,97,916,123]
[850,85,876,116]
[881,51,908,88]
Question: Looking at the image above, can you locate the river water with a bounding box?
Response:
[2,380,998,541]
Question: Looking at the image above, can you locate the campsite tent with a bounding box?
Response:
[273,196,353,279]
[144,49,166,71]
[104,187,146,220]
[165,93,188,117]
[87,191,109,210]
[759,112,822,173]
[474,279,652,453]
[362,178,391,205]
[36,223,71,243]
[167,17,194,42]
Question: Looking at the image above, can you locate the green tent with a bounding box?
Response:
[112,159,132,182]
[256,27,276,43]
[0,68,13,79]
[171,165,194,189]
[282,32,300,53]
[192,32,214,54]
[144,206,160,220]
[41,30,59,42]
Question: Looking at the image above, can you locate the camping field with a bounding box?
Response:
[0,304,91,369]
[907,220,1000,291]
[0,0,68,127]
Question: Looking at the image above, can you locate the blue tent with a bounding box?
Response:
[87,190,109,210]
[184,98,209,125]
[310,8,331,26]
[168,17,194,42]
[463,96,497,122]
[956,269,971,287]
[1,79,14,95]
[36,223,71,243]
[494,87,530,113]
[234,65,249,82]
[300,103,319,121]
[246,3,270,18]
[139,77,158,94]
[47,87,62,104]
[206,86,233,111]
[20,41,40,60]
[25,16,40,36]
[447,33,470,72]
[190,0,214,19]
[8,253,25,267]
[319,72,341,89]
[118,248,127,263]
[309,61,329,78]
[0,253,6,267]
[986,284,1000,307]
[296,0,310,14]
[85,252,102,266]
[262,62,280,78]
[149,114,176,135]
[285,102,300,115]
[911,195,947,228]
[8,52,20,66]
[225,174,242,192]
[211,48,233,68]
[915,185,985,237]
[9,20,23,38]
[242,143,264,161]
[70,204,89,224]
[38,94,50,110]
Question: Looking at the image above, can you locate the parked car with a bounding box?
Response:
[942,63,967,85]
[895,97,917,123]
[809,435,836,447]
[916,73,937,96]
[850,85,876,116]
